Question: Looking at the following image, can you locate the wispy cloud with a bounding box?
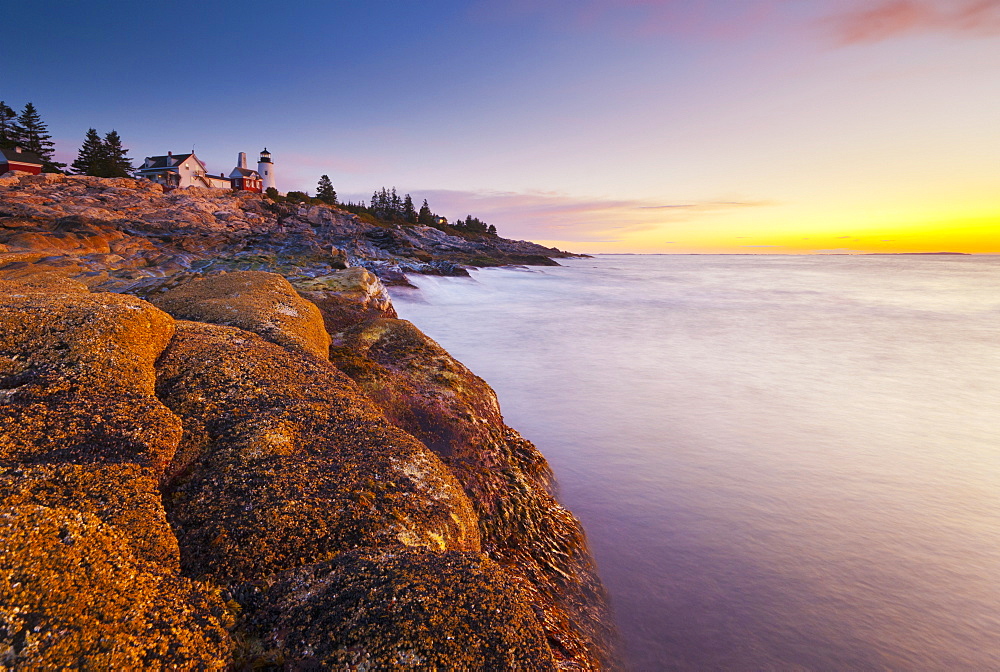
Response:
[824,0,1000,44]
[385,189,773,243]
[475,0,1000,44]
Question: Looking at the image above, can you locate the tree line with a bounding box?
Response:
[1,98,133,177]
[312,180,497,236]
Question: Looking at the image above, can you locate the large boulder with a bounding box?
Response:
[331,317,619,669]
[244,549,555,670]
[155,321,480,584]
[295,266,397,334]
[0,289,181,471]
[0,505,232,670]
[152,271,331,359]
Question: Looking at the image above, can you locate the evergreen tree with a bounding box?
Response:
[14,103,64,172]
[0,101,16,150]
[390,187,401,216]
[100,130,133,177]
[487,224,497,236]
[418,199,435,226]
[71,128,104,175]
[402,194,416,223]
[316,174,337,204]
[370,188,385,217]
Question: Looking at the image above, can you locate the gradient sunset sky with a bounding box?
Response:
[4,1,998,253]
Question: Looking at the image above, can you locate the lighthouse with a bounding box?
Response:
[257,148,276,192]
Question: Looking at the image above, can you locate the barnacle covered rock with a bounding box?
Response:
[156,320,480,583]
[0,288,180,471]
[0,463,180,570]
[245,549,555,670]
[331,317,619,669]
[151,270,331,359]
[0,505,232,669]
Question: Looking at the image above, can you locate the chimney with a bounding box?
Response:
[238,152,247,170]
[167,151,173,166]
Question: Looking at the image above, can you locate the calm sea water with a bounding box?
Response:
[388,255,1000,671]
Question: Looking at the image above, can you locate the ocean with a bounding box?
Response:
[388,254,1000,671]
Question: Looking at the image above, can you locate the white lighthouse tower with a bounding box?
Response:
[257,148,276,192]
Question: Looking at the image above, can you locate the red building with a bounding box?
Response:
[230,167,263,193]
[0,147,44,175]
[228,152,263,193]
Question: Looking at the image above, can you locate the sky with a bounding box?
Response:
[4,0,998,253]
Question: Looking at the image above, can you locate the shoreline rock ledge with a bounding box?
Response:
[0,174,619,670]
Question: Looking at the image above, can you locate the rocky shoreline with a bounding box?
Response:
[0,173,618,669]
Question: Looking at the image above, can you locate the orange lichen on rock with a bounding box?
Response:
[0,505,232,669]
[151,271,332,359]
[156,320,480,584]
[0,463,181,570]
[0,273,89,293]
[0,287,239,667]
[245,549,556,669]
[0,288,181,471]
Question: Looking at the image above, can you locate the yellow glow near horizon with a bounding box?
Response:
[533,209,1000,255]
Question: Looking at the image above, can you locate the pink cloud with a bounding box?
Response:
[400,189,771,243]
[474,0,1000,43]
[824,0,1000,44]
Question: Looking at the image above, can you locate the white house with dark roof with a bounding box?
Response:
[135,149,271,193]
[135,151,206,188]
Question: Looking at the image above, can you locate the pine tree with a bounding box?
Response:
[100,130,132,177]
[487,224,497,236]
[418,199,435,226]
[402,194,416,223]
[15,103,64,172]
[316,175,337,204]
[0,101,16,150]
[390,188,401,217]
[71,128,104,175]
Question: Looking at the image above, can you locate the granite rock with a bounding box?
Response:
[244,549,556,669]
[156,320,481,584]
[0,505,232,670]
[152,270,332,359]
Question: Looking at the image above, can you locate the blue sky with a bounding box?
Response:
[4,1,999,252]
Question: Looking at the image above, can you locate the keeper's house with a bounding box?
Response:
[135,149,270,193]
[0,147,44,175]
